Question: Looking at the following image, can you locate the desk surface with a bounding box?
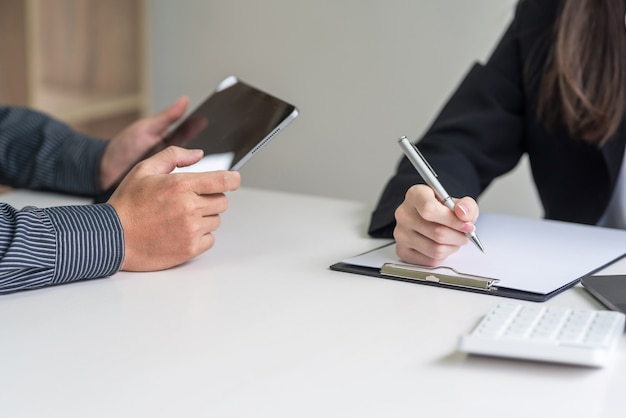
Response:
[1,188,624,418]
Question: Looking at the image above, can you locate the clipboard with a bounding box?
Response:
[330,213,626,302]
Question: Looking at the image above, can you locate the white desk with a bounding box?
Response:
[1,188,624,418]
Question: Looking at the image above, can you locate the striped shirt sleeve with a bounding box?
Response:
[0,106,126,294]
[0,106,107,195]
[0,203,124,294]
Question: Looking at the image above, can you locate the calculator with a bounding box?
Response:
[459,303,626,367]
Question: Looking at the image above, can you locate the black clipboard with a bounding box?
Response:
[329,243,578,302]
[330,213,626,302]
[329,264,577,302]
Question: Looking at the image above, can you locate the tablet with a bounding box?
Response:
[164,75,299,173]
[581,274,626,313]
[94,76,298,202]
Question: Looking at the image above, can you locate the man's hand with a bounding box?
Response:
[99,96,189,191]
[108,146,241,271]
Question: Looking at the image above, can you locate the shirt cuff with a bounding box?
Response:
[45,203,124,285]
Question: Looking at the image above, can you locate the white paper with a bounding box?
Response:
[342,213,626,295]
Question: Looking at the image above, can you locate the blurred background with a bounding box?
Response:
[0,0,542,218]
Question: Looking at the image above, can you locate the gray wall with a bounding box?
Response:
[149,0,542,218]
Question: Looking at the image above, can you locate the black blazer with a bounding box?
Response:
[369,0,626,238]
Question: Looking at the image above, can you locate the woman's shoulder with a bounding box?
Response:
[514,0,561,25]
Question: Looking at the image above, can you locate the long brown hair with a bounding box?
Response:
[538,0,626,145]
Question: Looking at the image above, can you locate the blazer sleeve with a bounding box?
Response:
[368,1,546,238]
[0,106,108,196]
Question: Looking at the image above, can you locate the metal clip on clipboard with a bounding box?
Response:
[380,263,499,291]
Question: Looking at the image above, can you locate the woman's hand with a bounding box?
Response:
[393,184,479,266]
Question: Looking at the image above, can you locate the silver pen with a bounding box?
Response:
[398,135,485,253]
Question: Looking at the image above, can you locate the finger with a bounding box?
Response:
[394,206,466,261]
[410,187,474,233]
[395,239,460,267]
[188,231,215,255]
[137,146,204,175]
[198,232,216,252]
[199,214,222,234]
[406,185,459,227]
[394,189,469,266]
[396,205,469,246]
[453,196,480,223]
[178,170,241,195]
[149,96,189,136]
[196,193,229,217]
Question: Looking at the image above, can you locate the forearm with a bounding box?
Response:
[0,106,108,195]
[0,203,124,294]
[369,13,531,238]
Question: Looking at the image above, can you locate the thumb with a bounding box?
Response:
[140,146,204,175]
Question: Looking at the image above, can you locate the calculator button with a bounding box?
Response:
[459,303,625,367]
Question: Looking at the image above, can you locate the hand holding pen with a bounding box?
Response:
[393,136,484,265]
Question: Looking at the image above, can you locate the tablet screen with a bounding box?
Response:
[163,75,299,172]
[93,76,298,203]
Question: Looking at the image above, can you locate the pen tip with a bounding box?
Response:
[471,235,485,253]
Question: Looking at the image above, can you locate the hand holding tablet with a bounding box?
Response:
[162,75,299,172]
[95,75,299,202]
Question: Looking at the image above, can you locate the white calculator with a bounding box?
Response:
[459,303,625,367]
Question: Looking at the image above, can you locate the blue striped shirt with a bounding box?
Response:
[0,107,124,294]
